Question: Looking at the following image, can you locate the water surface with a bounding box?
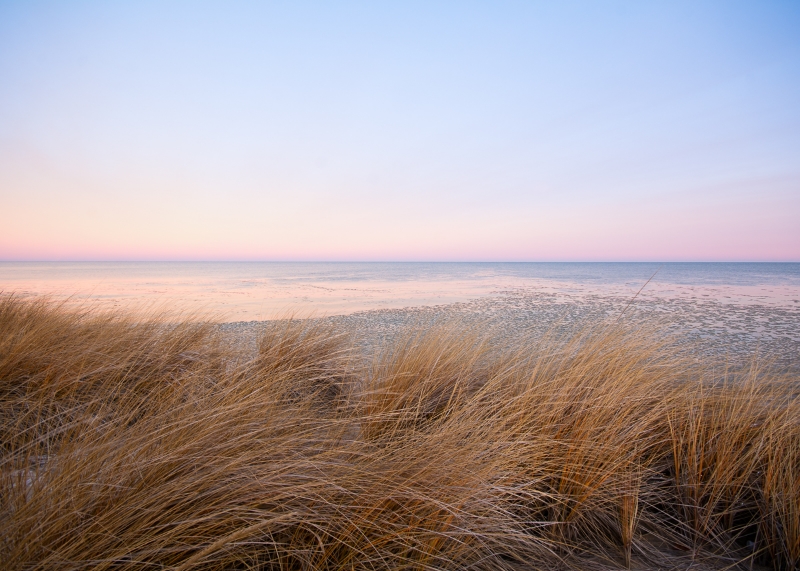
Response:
[1,262,798,321]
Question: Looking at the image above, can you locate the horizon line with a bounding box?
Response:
[2,259,799,264]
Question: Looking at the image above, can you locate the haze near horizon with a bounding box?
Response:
[1,1,798,261]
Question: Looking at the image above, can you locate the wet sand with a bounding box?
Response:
[5,263,798,370]
[5,262,799,321]
[221,287,800,372]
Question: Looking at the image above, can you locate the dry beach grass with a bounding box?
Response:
[1,295,799,570]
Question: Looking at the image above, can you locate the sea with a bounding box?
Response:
[1,262,798,321]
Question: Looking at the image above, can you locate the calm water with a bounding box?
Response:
[1,262,799,321]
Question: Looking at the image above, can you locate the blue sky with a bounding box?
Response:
[1,1,798,260]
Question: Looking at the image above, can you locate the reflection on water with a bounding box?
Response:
[1,262,799,321]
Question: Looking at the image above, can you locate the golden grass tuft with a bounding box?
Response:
[1,295,798,570]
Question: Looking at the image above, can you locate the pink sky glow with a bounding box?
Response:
[1,2,799,261]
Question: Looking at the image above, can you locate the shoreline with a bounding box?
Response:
[219,288,800,371]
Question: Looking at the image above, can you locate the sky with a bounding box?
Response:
[0,1,798,262]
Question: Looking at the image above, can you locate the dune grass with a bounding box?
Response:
[1,295,798,570]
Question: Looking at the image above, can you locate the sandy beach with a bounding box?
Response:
[220,286,800,372]
[4,1,799,566]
